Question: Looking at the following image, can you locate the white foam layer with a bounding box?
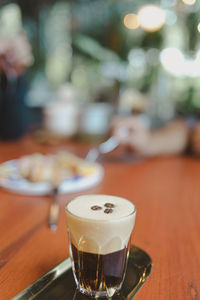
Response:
[66,195,136,255]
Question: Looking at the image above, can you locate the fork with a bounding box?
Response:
[48,186,60,231]
[86,136,119,162]
[48,171,63,231]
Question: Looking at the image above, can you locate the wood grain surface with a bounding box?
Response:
[0,136,200,300]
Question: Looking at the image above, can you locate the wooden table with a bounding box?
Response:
[0,136,200,300]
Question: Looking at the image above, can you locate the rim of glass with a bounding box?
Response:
[65,195,136,222]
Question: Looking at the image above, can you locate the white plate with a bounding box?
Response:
[0,159,104,195]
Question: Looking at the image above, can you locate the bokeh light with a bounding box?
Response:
[197,23,200,33]
[123,13,139,30]
[160,48,185,76]
[160,47,200,77]
[182,0,196,5]
[138,5,166,32]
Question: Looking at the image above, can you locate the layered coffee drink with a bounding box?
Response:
[66,195,136,298]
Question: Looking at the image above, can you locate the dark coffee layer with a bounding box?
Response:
[71,243,128,292]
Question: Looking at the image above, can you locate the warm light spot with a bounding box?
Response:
[182,0,196,5]
[198,23,200,33]
[138,5,166,32]
[123,13,139,30]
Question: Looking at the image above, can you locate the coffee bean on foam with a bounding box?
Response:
[66,195,136,255]
[104,203,115,208]
[104,208,113,214]
[91,205,102,211]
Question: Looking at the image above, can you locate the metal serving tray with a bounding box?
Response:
[13,246,152,300]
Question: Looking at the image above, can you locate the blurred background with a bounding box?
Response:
[0,0,200,143]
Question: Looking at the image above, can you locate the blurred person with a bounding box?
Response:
[0,31,33,139]
[112,116,190,157]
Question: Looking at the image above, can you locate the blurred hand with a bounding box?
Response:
[190,122,200,156]
[112,116,151,155]
[0,31,33,77]
[112,116,189,157]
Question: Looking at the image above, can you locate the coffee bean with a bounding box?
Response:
[104,203,115,208]
[91,205,102,211]
[104,208,113,214]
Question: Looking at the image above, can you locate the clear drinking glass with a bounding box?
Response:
[65,195,136,298]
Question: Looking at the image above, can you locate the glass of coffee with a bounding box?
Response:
[65,194,136,298]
